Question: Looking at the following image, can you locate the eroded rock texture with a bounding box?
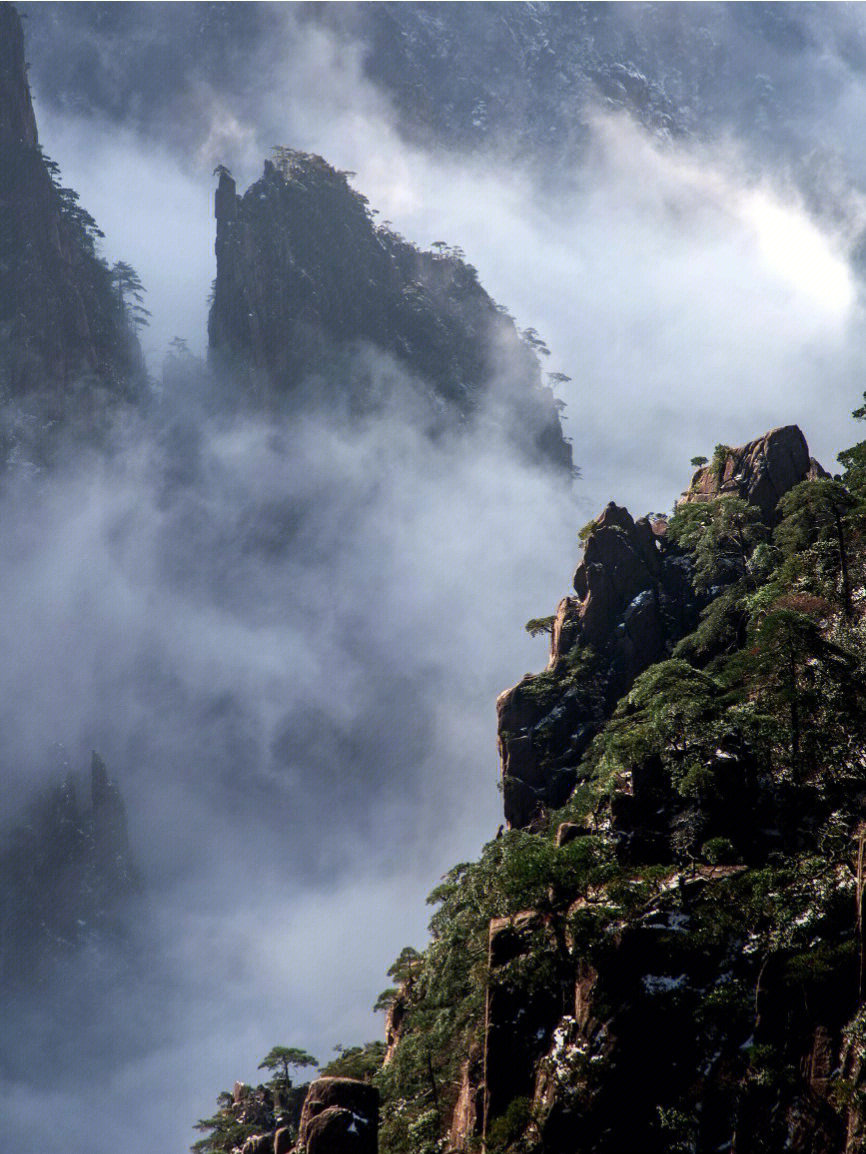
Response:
[299,1077,379,1154]
[498,425,823,829]
[679,425,826,522]
[499,502,698,828]
[208,155,571,468]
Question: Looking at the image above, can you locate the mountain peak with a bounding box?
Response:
[208,151,572,469]
[680,424,827,521]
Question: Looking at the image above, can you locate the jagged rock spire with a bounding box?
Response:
[498,424,824,829]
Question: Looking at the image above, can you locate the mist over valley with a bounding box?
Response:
[4,5,866,1153]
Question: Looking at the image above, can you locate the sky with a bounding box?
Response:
[6,4,866,1152]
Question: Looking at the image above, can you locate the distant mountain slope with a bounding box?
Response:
[208,153,572,469]
[0,753,140,990]
[0,2,144,451]
[20,3,866,169]
[20,3,866,281]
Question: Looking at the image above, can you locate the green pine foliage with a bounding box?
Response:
[192,1047,317,1154]
[202,395,866,1154]
[322,1042,387,1081]
[365,396,866,1153]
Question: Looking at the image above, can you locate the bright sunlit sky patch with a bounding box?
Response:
[739,188,855,316]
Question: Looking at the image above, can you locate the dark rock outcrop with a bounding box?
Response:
[499,426,825,829]
[0,2,36,150]
[239,1135,276,1154]
[679,425,826,522]
[0,3,143,447]
[274,1126,295,1154]
[273,1128,293,1154]
[208,153,571,469]
[373,417,866,1154]
[298,1077,379,1154]
[483,912,563,1142]
[498,503,698,828]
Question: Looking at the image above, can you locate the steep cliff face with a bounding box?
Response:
[208,154,571,469]
[498,425,831,830]
[193,1073,380,1154]
[0,2,143,444]
[363,414,866,1154]
[191,411,866,1154]
[498,502,699,829]
[0,752,140,989]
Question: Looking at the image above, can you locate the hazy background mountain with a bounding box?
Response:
[18,1,866,508]
[4,5,866,1152]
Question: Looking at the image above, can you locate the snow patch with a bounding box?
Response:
[641,973,687,994]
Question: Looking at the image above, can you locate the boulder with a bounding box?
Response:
[274,1128,293,1154]
[240,1136,273,1154]
[678,425,825,522]
[572,503,661,649]
[298,1078,378,1154]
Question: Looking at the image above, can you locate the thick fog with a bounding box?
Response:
[5,5,866,1153]
[27,5,866,510]
[0,365,578,1150]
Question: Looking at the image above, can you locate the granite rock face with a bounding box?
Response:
[0,3,143,446]
[498,426,823,829]
[208,154,571,469]
[678,425,826,522]
[498,503,698,828]
[299,1078,379,1154]
[483,911,562,1140]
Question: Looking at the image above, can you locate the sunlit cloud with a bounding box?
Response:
[740,188,855,316]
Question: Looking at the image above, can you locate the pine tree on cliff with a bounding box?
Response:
[257,1045,318,1095]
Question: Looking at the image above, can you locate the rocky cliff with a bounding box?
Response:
[497,424,827,829]
[189,396,866,1154]
[193,1073,380,1154]
[358,416,866,1154]
[679,425,827,521]
[208,153,571,469]
[195,413,866,1154]
[0,2,143,453]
